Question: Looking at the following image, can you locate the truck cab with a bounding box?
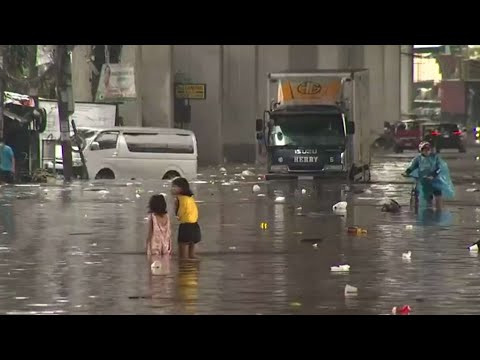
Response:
[256,70,371,182]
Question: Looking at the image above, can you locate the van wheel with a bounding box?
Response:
[95,169,115,180]
[163,171,180,180]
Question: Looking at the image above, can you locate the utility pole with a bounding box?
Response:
[0,45,5,140]
[56,45,74,182]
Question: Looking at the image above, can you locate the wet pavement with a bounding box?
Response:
[1,147,480,314]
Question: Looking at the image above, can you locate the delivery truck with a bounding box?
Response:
[256,70,373,182]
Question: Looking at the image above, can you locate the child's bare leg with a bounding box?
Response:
[435,195,443,211]
[188,243,197,260]
[179,244,189,260]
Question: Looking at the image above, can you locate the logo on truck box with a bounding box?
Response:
[278,79,341,106]
[297,81,322,95]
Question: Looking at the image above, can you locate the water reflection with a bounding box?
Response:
[177,262,199,314]
[0,153,479,314]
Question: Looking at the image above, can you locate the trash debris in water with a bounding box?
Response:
[290,302,302,307]
[252,184,261,192]
[347,227,367,235]
[466,188,479,192]
[405,225,413,230]
[233,188,239,192]
[468,241,480,252]
[2,232,7,235]
[257,194,266,197]
[126,182,134,186]
[331,264,350,272]
[136,194,141,198]
[260,222,268,230]
[241,170,254,176]
[344,284,358,296]
[332,201,347,212]
[275,196,286,203]
[219,167,227,173]
[312,243,318,248]
[301,188,307,195]
[229,246,237,250]
[381,199,401,213]
[392,305,411,315]
[402,251,412,260]
[98,190,109,195]
[365,189,373,194]
[151,261,162,270]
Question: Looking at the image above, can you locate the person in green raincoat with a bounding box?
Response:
[402,141,455,211]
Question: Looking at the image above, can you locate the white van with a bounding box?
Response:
[84,127,198,180]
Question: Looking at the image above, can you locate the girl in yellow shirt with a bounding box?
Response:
[171,177,201,260]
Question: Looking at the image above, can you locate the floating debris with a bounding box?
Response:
[332,201,347,212]
[229,246,237,250]
[345,284,358,296]
[241,170,254,176]
[381,199,401,213]
[402,251,412,260]
[290,302,302,307]
[331,264,350,272]
[347,227,367,235]
[301,188,307,195]
[466,188,479,193]
[275,196,286,203]
[219,167,227,173]
[260,222,268,230]
[468,241,480,252]
[392,305,411,315]
[252,184,261,192]
[405,225,413,230]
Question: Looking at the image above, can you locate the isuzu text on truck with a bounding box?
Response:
[256,70,373,182]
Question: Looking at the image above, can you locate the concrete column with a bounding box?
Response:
[383,45,401,126]
[173,45,223,165]
[363,45,386,134]
[140,45,172,128]
[289,45,317,70]
[72,45,92,102]
[400,45,414,118]
[222,45,256,163]
[316,45,349,69]
[257,45,290,115]
[119,45,142,126]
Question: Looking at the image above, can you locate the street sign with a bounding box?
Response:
[175,83,207,100]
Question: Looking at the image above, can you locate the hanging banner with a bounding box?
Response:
[36,45,56,67]
[95,63,136,102]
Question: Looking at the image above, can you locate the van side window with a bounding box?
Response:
[124,133,194,154]
[94,131,119,150]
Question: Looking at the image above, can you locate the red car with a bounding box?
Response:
[393,119,429,153]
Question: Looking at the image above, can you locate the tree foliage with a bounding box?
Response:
[2,45,56,97]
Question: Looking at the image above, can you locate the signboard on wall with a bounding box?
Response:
[175,83,207,100]
[39,100,117,139]
[96,63,136,102]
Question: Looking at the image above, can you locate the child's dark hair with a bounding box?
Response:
[148,194,168,215]
[172,177,194,196]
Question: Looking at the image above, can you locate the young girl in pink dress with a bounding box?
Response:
[146,195,172,257]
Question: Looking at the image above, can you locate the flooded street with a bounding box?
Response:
[1,148,480,314]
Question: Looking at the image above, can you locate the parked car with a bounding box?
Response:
[393,118,430,153]
[422,122,466,153]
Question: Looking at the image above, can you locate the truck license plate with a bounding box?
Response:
[293,156,318,163]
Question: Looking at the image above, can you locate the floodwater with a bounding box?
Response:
[1,149,480,314]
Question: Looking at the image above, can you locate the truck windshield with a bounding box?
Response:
[274,114,345,147]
